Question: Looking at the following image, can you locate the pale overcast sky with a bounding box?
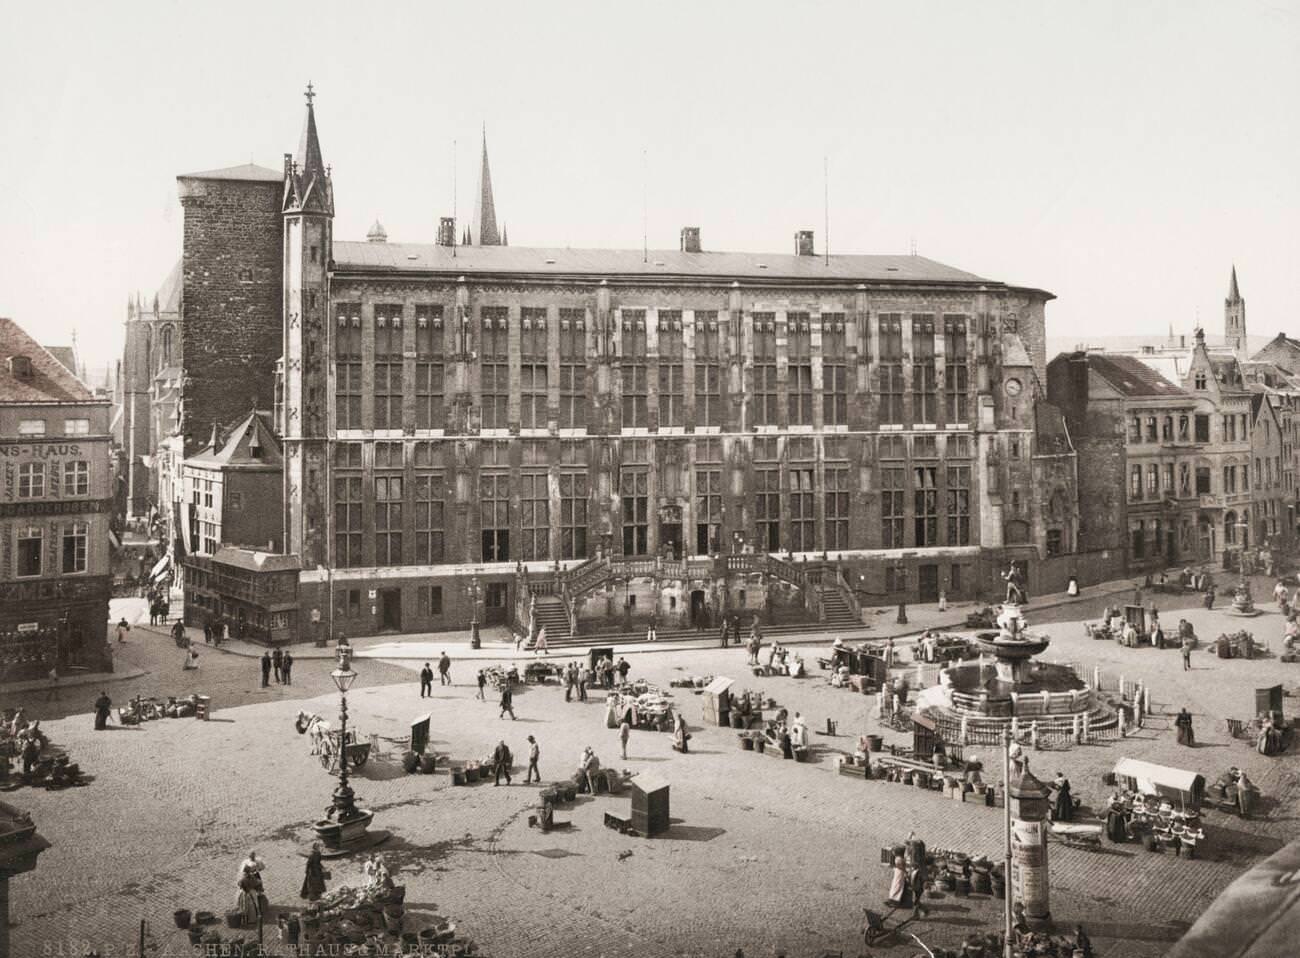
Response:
[1,0,1297,375]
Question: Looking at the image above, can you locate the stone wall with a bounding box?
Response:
[176,176,283,458]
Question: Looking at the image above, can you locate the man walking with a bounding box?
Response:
[719,618,729,648]
[492,740,513,786]
[203,620,213,645]
[272,648,284,684]
[437,652,451,686]
[564,663,575,703]
[260,651,272,688]
[476,670,487,701]
[1181,639,1192,671]
[281,650,293,686]
[419,662,434,698]
[525,735,541,783]
[499,686,516,720]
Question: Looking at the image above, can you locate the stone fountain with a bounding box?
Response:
[915,602,1116,743]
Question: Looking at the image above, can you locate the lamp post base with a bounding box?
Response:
[311,809,389,858]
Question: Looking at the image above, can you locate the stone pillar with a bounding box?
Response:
[1008,769,1052,923]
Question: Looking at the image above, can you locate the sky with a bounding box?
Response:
[1,0,1298,379]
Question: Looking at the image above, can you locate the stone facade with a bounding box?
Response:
[186,94,1086,641]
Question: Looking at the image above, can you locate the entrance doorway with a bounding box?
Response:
[378,589,402,632]
[484,582,509,625]
[690,589,707,629]
[918,564,940,603]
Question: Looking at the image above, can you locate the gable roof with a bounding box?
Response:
[1086,353,1187,398]
[177,163,282,183]
[186,410,281,468]
[0,318,96,403]
[332,240,1013,287]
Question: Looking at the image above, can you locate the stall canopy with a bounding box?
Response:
[1113,758,1205,808]
[703,676,734,696]
[1166,838,1300,958]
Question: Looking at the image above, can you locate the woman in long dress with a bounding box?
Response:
[672,712,690,753]
[1105,798,1129,843]
[300,843,327,901]
[236,866,262,927]
[1051,774,1074,822]
[887,848,910,907]
[1175,708,1195,747]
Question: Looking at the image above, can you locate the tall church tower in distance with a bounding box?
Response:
[469,130,501,246]
[1225,265,1246,355]
[281,83,334,570]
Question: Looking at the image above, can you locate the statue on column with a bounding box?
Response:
[1003,563,1026,605]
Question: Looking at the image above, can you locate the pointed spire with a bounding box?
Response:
[296,82,325,177]
[501,223,508,246]
[1228,265,1241,301]
[470,127,501,246]
[284,82,333,217]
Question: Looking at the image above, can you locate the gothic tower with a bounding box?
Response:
[281,83,334,569]
[1225,265,1246,355]
[469,130,501,246]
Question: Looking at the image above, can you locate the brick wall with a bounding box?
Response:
[176,176,282,457]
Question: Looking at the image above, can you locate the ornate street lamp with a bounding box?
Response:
[311,644,385,855]
[328,647,359,823]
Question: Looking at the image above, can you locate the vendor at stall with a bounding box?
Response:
[1049,773,1075,822]
[1105,794,1130,842]
[831,664,851,688]
[1258,714,1285,756]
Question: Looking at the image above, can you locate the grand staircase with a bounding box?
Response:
[530,596,571,645]
[819,587,860,628]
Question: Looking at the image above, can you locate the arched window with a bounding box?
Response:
[160,325,174,365]
[1224,511,1237,545]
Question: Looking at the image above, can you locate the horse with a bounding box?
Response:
[295,711,331,755]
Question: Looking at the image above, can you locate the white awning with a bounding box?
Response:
[149,553,172,582]
[1113,758,1204,794]
[703,676,734,695]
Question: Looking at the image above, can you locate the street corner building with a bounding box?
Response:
[174,89,1094,645]
[0,318,114,677]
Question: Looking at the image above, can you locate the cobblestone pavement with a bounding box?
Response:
[7,586,1298,958]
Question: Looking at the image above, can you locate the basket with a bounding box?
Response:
[465,765,481,784]
[563,783,577,802]
[452,769,466,786]
[740,735,754,750]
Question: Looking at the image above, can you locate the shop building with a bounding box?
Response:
[1047,351,1207,571]
[179,410,293,643]
[0,318,113,678]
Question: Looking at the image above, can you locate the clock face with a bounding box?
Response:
[1005,378,1023,397]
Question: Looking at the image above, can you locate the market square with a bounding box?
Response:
[4,572,1298,957]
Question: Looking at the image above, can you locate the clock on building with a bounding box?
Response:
[1005,378,1023,397]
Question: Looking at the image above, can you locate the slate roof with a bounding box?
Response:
[177,163,282,183]
[44,346,77,376]
[186,410,281,468]
[211,546,300,573]
[0,318,96,403]
[332,241,1010,287]
[1087,353,1188,398]
[156,259,182,315]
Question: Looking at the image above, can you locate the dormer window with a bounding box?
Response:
[8,355,33,379]
[1194,372,1207,390]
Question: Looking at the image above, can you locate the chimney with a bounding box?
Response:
[680,227,701,254]
[437,217,457,247]
[794,230,815,257]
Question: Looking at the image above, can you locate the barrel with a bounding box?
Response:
[740,735,754,750]
[451,769,466,786]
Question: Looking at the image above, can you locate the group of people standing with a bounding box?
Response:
[259,648,294,687]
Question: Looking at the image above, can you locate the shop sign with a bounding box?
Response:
[17,622,38,632]
[0,498,109,518]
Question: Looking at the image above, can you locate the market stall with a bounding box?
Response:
[1112,758,1205,810]
[700,676,733,727]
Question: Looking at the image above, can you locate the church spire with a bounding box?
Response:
[1225,264,1246,355]
[283,82,333,217]
[470,128,501,246]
